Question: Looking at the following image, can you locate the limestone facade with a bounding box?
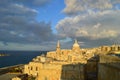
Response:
[100,45,120,53]
[12,77,21,80]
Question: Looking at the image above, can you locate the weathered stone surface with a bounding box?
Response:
[98,55,120,80]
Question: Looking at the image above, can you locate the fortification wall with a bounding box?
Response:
[37,63,85,80]
[98,63,120,80]
[98,55,120,80]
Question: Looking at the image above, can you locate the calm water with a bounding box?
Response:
[0,51,47,68]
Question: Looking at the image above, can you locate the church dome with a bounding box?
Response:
[73,39,80,48]
[72,39,80,52]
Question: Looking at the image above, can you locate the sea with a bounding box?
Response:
[0,50,47,68]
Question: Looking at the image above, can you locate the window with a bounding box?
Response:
[36,67,38,71]
[31,66,33,70]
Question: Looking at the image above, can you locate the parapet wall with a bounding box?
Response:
[99,55,120,63]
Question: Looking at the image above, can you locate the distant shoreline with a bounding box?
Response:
[0,53,10,57]
[0,51,45,68]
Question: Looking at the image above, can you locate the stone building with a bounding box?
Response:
[47,39,87,62]
[24,62,42,76]
[24,40,120,80]
[24,39,91,80]
[100,44,120,53]
[12,77,21,80]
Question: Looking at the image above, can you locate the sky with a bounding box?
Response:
[0,0,120,51]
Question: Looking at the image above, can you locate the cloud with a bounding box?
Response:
[63,0,120,15]
[12,0,52,7]
[0,0,56,46]
[56,0,120,48]
[56,10,120,47]
[0,41,56,51]
[0,21,55,44]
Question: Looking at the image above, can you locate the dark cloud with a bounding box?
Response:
[0,22,55,44]
[0,0,52,7]
[13,0,52,7]
[76,37,115,48]
[0,0,56,45]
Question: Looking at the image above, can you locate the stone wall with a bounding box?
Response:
[98,64,120,80]
[37,63,62,80]
[98,55,120,80]
[99,55,120,63]
[61,64,85,80]
[37,63,85,80]
[85,59,98,80]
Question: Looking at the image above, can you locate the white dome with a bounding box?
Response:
[73,39,80,47]
[73,43,79,47]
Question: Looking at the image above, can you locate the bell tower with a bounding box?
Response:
[56,40,61,54]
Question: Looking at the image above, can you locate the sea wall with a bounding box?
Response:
[0,64,23,75]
